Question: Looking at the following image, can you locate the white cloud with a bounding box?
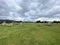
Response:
[14,17,24,21]
[0,0,60,21]
[35,17,60,22]
[5,0,22,11]
[29,2,39,9]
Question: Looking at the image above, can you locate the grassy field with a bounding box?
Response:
[0,23,60,45]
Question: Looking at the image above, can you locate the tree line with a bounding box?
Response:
[36,20,60,23]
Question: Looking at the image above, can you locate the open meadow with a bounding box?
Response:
[0,23,60,45]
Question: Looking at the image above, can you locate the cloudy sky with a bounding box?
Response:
[0,0,60,21]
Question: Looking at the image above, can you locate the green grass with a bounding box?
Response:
[0,23,60,45]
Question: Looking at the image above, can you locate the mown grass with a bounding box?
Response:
[0,23,60,45]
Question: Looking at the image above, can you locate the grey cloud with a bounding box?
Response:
[0,0,60,21]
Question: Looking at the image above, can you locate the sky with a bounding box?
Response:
[0,0,60,21]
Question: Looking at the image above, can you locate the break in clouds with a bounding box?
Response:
[0,0,60,21]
